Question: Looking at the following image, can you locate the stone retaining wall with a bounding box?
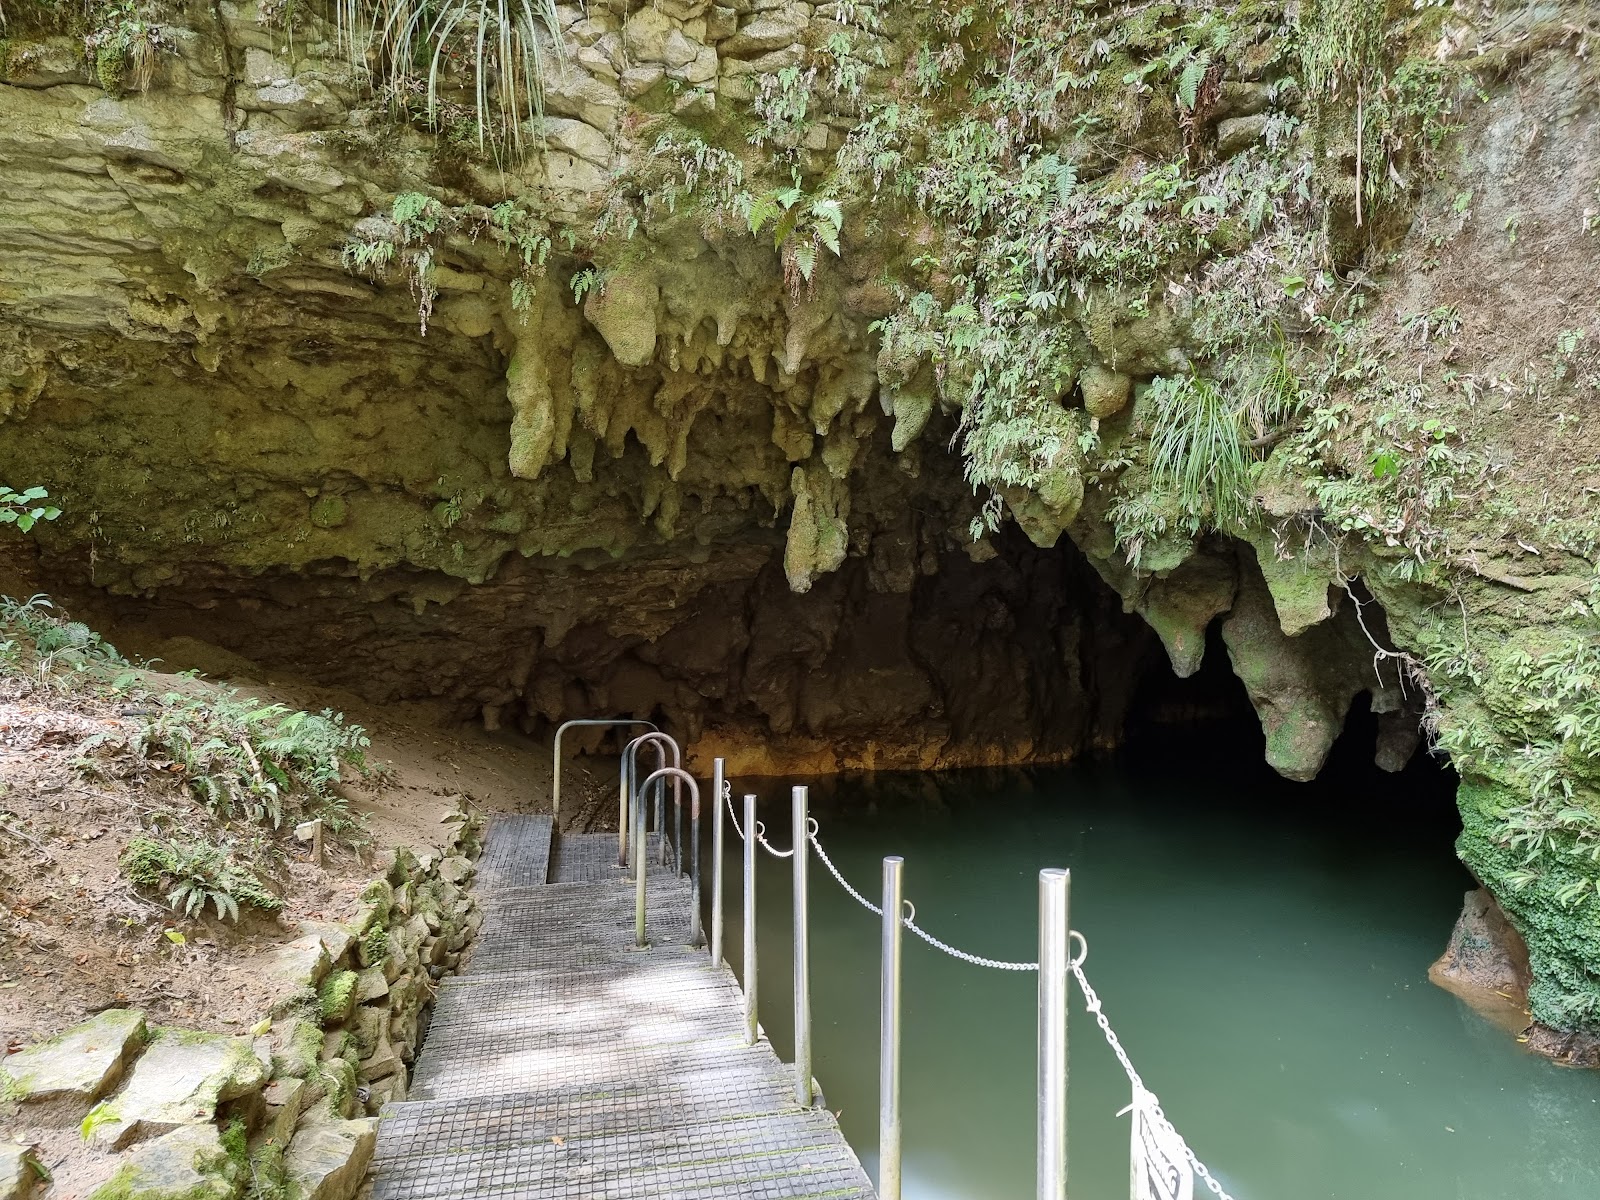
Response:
[0,807,484,1200]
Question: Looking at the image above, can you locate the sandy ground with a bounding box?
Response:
[0,635,619,1047]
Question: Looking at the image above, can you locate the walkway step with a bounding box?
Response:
[549,830,682,883]
[474,814,554,889]
[372,1109,873,1200]
[371,811,874,1199]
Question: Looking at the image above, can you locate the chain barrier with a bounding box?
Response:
[722,779,797,858]
[720,784,1233,1197]
[806,824,1040,971]
[1073,961,1237,1200]
[722,781,744,840]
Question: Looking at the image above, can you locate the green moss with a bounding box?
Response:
[94,42,125,92]
[318,969,359,1026]
[314,1056,358,1118]
[271,1015,325,1079]
[308,495,348,528]
[387,847,421,888]
[1457,779,1600,1029]
[358,926,389,968]
[244,1142,294,1200]
[219,1119,248,1171]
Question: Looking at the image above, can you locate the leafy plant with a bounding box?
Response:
[745,179,843,296]
[82,0,169,93]
[0,485,61,533]
[343,192,554,330]
[120,834,282,921]
[1145,373,1253,535]
[133,691,370,829]
[334,0,563,155]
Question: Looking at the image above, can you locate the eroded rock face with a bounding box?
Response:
[0,0,1415,784]
[1430,888,1532,1019]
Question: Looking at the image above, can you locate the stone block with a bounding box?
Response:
[354,966,389,1005]
[669,46,719,85]
[0,1143,44,1200]
[285,1118,377,1200]
[303,923,356,969]
[661,29,701,68]
[261,934,332,996]
[270,1018,324,1081]
[364,1074,407,1113]
[1216,113,1268,159]
[84,1028,269,1150]
[621,64,666,98]
[262,1076,307,1147]
[348,1008,386,1061]
[719,8,807,55]
[0,1009,145,1106]
[622,6,675,62]
[706,5,738,38]
[357,1025,402,1083]
[85,1124,241,1200]
[577,45,620,79]
[318,970,359,1027]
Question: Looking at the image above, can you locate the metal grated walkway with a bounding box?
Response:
[371,818,876,1200]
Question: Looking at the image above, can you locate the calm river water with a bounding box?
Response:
[712,750,1600,1200]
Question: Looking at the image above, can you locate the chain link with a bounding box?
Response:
[722,781,744,841]
[1072,961,1236,1200]
[754,821,796,858]
[806,824,883,915]
[806,827,1039,970]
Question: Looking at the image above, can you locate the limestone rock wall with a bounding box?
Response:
[0,0,1417,780]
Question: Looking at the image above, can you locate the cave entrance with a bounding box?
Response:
[1120,614,1464,857]
[717,592,1582,1200]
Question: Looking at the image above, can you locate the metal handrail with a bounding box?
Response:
[632,766,702,948]
[621,732,680,866]
[552,718,655,828]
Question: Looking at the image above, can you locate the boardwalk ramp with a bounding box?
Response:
[370,815,875,1199]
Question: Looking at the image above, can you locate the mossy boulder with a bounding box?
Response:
[85,1123,243,1200]
[82,1029,268,1150]
[318,971,359,1027]
[0,1008,146,1107]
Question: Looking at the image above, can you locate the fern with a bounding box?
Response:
[121,835,282,921]
[135,691,369,829]
[1175,49,1211,111]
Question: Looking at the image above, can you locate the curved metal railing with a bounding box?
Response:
[552,717,655,827]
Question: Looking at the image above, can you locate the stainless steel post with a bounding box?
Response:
[711,759,726,964]
[1037,868,1070,1200]
[634,771,648,948]
[674,789,683,875]
[689,785,702,947]
[656,774,667,866]
[618,755,631,865]
[742,793,758,1045]
[552,717,654,830]
[620,732,679,866]
[879,856,904,1200]
[792,784,813,1107]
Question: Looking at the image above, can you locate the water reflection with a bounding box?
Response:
[713,759,1600,1200]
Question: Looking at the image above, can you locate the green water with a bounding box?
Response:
[714,755,1600,1200]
